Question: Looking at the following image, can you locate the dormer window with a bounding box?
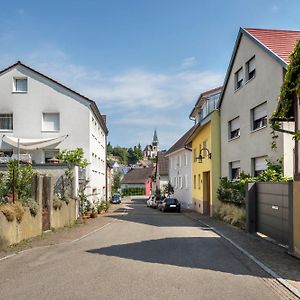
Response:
[247,56,255,81]
[14,78,28,92]
[235,68,243,90]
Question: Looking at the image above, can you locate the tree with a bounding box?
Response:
[270,39,300,146]
[111,146,128,165]
[112,171,122,193]
[163,181,174,197]
[107,142,113,155]
[128,147,140,165]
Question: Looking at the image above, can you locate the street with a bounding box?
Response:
[0,198,294,300]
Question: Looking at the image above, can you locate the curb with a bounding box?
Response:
[184,213,300,299]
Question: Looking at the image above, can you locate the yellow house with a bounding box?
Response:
[186,87,222,216]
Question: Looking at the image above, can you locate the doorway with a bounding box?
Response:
[202,171,211,215]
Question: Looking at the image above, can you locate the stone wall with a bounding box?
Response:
[0,174,78,248]
[51,199,77,229]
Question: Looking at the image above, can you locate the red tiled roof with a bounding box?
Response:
[244,28,300,63]
[121,167,153,184]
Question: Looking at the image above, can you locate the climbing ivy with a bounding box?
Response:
[270,39,300,148]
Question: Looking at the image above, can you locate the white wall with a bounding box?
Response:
[220,34,294,177]
[0,65,107,200]
[167,149,192,209]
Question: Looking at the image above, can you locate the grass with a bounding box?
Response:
[214,201,246,229]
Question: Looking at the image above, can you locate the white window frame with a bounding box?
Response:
[235,68,243,90]
[0,113,13,131]
[230,161,240,180]
[246,56,255,81]
[13,77,28,93]
[253,156,267,176]
[228,117,240,140]
[252,102,267,131]
[42,113,60,132]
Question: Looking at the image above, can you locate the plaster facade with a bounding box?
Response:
[220,34,294,178]
[167,149,192,209]
[0,63,107,200]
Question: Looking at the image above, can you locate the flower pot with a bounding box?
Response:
[90,212,97,218]
[82,215,89,220]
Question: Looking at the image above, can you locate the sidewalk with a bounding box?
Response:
[0,203,127,260]
[183,209,300,295]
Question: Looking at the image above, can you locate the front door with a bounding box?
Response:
[203,171,211,216]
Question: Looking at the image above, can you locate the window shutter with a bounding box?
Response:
[231,161,240,169]
[230,117,239,131]
[255,157,267,171]
[237,69,243,81]
[253,103,267,120]
[248,58,255,73]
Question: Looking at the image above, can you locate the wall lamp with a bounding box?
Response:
[196,147,212,163]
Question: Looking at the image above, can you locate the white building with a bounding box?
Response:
[0,61,108,200]
[219,28,299,179]
[165,127,194,209]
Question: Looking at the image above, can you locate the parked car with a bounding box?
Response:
[147,195,155,207]
[158,198,181,213]
[152,196,165,209]
[111,193,122,204]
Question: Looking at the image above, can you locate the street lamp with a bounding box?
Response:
[196,147,212,163]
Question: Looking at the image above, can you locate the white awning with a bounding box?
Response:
[2,135,68,150]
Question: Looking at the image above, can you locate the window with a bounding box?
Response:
[252,102,267,130]
[253,156,267,176]
[230,161,240,180]
[0,114,13,130]
[0,150,13,157]
[14,78,28,92]
[194,175,196,189]
[198,174,201,189]
[44,150,59,163]
[235,68,243,90]
[247,56,255,80]
[43,113,60,131]
[202,140,208,157]
[193,148,197,162]
[229,117,240,139]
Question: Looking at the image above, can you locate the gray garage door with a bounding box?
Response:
[256,182,291,245]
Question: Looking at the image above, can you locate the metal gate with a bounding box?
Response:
[246,182,293,247]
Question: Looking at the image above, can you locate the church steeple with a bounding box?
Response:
[152,129,158,146]
[152,129,159,151]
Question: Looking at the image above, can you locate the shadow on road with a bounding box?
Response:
[106,203,207,228]
[86,237,270,277]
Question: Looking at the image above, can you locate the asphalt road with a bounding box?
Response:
[0,198,294,300]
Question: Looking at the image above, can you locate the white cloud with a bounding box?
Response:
[271,4,279,12]
[1,45,223,148]
[181,56,197,68]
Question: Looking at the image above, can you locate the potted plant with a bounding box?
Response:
[90,208,97,218]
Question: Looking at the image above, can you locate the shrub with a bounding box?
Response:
[53,196,63,210]
[0,204,15,222]
[217,177,246,205]
[214,202,246,229]
[24,198,39,217]
[122,187,145,196]
[13,202,25,222]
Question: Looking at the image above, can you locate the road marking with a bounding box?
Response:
[185,213,300,299]
[0,253,17,262]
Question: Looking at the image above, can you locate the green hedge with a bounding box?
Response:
[122,187,145,196]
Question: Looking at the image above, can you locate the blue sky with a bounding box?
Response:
[1,0,300,150]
